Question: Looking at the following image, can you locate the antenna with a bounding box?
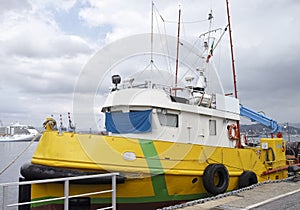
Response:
[151,1,154,66]
[207,10,213,43]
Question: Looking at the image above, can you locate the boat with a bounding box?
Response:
[0,122,39,142]
[19,2,298,210]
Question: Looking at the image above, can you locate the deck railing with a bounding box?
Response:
[1,172,119,210]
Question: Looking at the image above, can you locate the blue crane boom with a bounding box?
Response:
[239,105,282,135]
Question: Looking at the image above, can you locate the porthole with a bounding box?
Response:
[192,178,198,184]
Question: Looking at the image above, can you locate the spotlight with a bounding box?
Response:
[112,75,121,91]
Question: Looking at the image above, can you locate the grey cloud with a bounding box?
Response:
[2,34,93,58]
[0,0,31,13]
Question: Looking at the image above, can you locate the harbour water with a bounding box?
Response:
[0,141,38,209]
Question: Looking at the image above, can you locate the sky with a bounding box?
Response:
[0,0,299,130]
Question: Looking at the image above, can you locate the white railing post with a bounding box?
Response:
[2,185,7,210]
[64,180,69,210]
[0,172,119,210]
[112,174,116,210]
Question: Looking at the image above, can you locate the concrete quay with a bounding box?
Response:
[179,179,300,210]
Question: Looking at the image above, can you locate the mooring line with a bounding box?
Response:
[0,133,40,176]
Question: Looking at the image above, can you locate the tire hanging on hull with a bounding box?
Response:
[238,171,258,189]
[203,164,229,195]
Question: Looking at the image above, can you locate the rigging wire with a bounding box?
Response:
[178,39,204,82]
[0,133,40,176]
[164,19,208,24]
[215,26,227,74]
[181,14,188,54]
[153,3,173,75]
[162,22,173,75]
[150,2,226,91]
[178,13,222,84]
[152,2,207,24]
[153,2,210,85]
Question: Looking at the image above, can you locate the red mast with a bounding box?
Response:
[226,0,238,99]
[226,0,241,147]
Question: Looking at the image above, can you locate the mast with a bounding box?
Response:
[175,6,181,93]
[226,0,241,147]
[226,0,238,99]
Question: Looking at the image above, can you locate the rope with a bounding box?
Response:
[0,133,40,176]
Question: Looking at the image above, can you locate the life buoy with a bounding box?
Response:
[238,171,258,188]
[203,164,229,195]
[227,124,239,141]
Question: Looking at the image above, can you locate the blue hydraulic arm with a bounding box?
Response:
[240,105,282,136]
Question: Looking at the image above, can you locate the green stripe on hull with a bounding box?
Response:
[136,139,212,203]
[31,192,210,207]
[93,193,210,203]
[138,139,169,199]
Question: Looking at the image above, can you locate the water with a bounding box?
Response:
[0,141,38,209]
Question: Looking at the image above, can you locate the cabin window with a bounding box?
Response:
[105,110,152,134]
[209,120,216,135]
[157,113,178,127]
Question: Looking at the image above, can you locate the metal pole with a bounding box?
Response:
[2,186,7,210]
[112,175,116,210]
[151,1,154,64]
[175,6,181,94]
[64,180,69,210]
[287,122,291,141]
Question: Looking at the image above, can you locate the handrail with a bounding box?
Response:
[1,172,119,210]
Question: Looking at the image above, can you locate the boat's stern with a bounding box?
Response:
[259,138,288,179]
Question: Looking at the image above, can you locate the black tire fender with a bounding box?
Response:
[238,171,258,189]
[203,164,229,195]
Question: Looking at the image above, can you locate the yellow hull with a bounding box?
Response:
[28,131,288,209]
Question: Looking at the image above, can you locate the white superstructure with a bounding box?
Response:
[102,69,240,148]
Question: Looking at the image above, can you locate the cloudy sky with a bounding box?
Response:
[0,0,299,130]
